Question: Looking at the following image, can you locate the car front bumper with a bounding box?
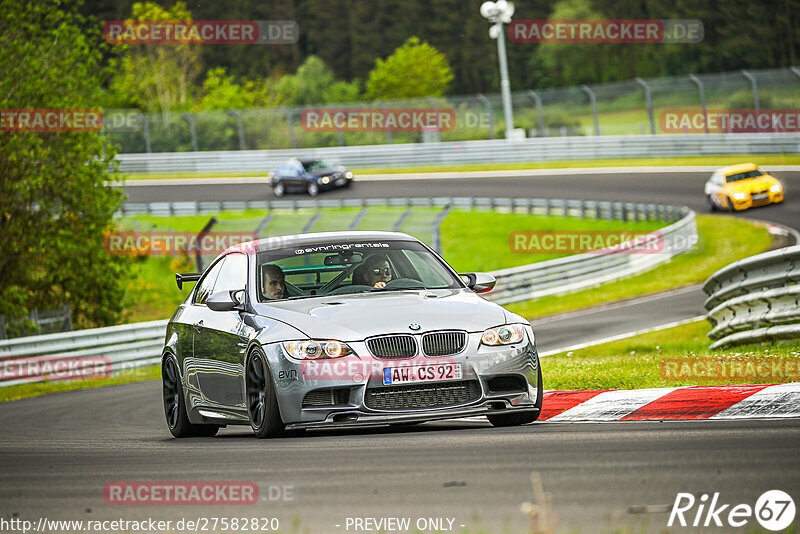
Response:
[266,330,541,428]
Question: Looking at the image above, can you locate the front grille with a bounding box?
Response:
[302,388,350,407]
[487,374,528,393]
[365,380,481,410]
[422,331,467,356]
[367,335,417,358]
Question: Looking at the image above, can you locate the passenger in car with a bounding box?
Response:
[352,254,392,289]
[262,264,287,300]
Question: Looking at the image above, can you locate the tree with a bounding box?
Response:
[275,56,361,105]
[365,37,454,100]
[107,1,202,113]
[0,0,129,331]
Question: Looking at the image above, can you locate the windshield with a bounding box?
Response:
[726,169,763,182]
[302,160,334,172]
[256,240,461,301]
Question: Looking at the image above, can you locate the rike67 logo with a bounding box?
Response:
[668,490,795,531]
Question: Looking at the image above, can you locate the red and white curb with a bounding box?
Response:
[540,383,800,421]
[453,383,800,423]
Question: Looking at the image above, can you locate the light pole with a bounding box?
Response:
[480,0,516,139]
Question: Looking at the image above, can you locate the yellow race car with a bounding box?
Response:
[704,163,784,211]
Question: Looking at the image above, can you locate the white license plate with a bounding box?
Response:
[335,178,346,186]
[382,363,462,385]
[753,193,768,201]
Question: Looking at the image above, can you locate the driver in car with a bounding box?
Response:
[353,254,392,289]
[262,264,286,300]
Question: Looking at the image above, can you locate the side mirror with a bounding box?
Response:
[459,272,496,293]
[206,290,243,312]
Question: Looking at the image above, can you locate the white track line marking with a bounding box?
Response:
[532,285,702,326]
[539,315,707,357]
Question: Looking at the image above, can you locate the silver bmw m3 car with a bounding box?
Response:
[162,231,542,438]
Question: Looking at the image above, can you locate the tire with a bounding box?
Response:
[162,356,219,438]
[488,364,543,428]
[245,348,285,439]
[727,196,738,212]
[706,195,717,212]
[307,183,319,197]
[272,182,285,197]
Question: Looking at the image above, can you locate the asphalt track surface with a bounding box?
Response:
[2,169,799,533]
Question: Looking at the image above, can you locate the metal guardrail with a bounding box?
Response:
[4,198,696,386]
[703,245,800,348]
[0,320,167,387]
[114,133,800,174]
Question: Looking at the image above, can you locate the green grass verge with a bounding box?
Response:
[543,319,800,390]
[506,215,774,319]
[0,365,160,403]
[118,154,800,180]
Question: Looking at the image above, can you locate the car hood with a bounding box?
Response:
[308,167,341,177]
[725,175,778,192]
[252,289,506,340]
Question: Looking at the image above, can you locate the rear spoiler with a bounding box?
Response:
[176,273,201,290]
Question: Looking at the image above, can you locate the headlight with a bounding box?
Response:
[733,192,747,200]
[282,340,354,359]
[345,171,353,179]
[481,324,525,346]
[770,184,782,193]
[321,176,330,184]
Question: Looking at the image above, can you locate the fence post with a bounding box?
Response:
[431,205,452,253]
[0,315,5,340]
[181,113,199,151]
[477,94,495,139]
[62,304,72,332]
[741,70,759,113]
[196,217,218,272]
[282,107,296,149]
[526,90,545,136]
[581,85,600,136]
[688,74,709,134]
[142,114,152,153]
[227,110,246,150]
[635,78,655,135]
[377,101,392,144]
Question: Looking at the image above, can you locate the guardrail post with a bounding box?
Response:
[182,112,199,151]
[0,315,5,340]
[477,94,495,139]
[581,85,600,136]
[688,74,709,134]
[29,309,39,336]
[196,217,218,272]
[635,78,655,135]
[226,110,246,150]
[377,101,392,144]
[62,304,72,332]
[741,70,759,113]
[526,90,546,136]
[142,114,152,153]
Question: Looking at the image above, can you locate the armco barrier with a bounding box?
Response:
[703,245,800,348]
[3,199,696,386]
[0,320,167,387]
[114,133,800,174]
